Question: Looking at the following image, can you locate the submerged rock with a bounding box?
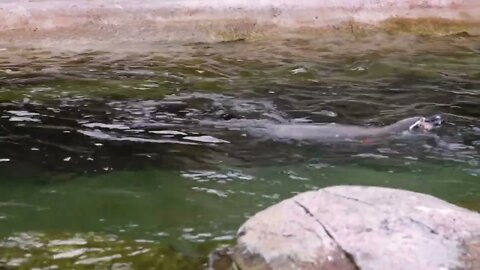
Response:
[214,186,480,270]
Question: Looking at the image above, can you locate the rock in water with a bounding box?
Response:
[221,186,480,270]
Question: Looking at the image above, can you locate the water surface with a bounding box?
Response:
[0,34,479,269]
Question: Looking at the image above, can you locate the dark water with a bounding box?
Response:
[0,34,479,269]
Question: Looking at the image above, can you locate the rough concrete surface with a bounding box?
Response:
[0,0,479,49]
[225,186,480,270]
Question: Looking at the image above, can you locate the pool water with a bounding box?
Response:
[0,34,479,269]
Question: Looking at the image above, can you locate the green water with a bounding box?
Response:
[0,34,479,269]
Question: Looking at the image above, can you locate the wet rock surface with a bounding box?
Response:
[221,186,480,270]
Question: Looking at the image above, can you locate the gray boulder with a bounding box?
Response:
[218,186,480,270]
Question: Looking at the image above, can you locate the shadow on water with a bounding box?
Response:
[0,34,479,268]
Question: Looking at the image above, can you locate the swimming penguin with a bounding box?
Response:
[244,115,443,142]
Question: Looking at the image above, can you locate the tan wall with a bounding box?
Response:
[1,0,479,49]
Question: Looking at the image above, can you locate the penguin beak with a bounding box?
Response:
[409,115,443,133]
[409,118,425,132]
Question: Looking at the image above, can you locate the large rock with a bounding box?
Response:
[223,186,480,270]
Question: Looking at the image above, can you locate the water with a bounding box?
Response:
[0,34,479,269]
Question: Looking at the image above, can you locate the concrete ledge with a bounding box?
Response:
[1,0,479,49]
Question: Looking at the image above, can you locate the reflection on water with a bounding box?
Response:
[0,34,479,268]
[0,232,211,269]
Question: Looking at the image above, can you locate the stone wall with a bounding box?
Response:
[0,0,479,49]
